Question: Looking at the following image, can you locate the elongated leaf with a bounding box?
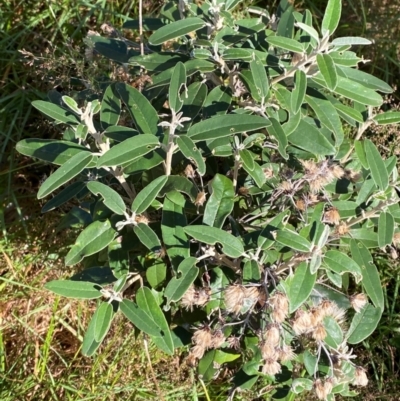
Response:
[316,54,337,90]
[243,162,266,188]
[164,257,198,304]
[291,70,307,114]
[267,35,304,54]
[288,119,336,156]
[364,139,389,190]
[347,304,382,344]
[32,100,80,125]
[41,181,85,213]
[134,223,162,253]
[324,316,343,348]
[169,62,186,113]
[16,139,92,166]
[93,302,114,343]
[120,299,163,336]
[203,85,232,118]
[149,17,206,45]
[132,175,167,214]
[146,262,167,289]
[82,312,101,356]
[161,191,190,268]
[129,52,189,71]
[38,152,93,199]
[250,53,269,102]
[243,260,261,283]
[116,83,159,135]
[334,102,364,123]
[323,250,362,283]
[378,211,394,248]
[97,135,159,168]
[332,37,372,46]
[313,75,383,107]
[374,111,400,125]
[257,211,290,250]
[184,226,244,258]
[45,280,102,299]
[136,287,174,354]
[305,92,343,146]
[159,176,198,202]
[240,149,255,171]
[188,114,270,142]
[87,181,126,215]
[65,220,116,266]
[100,84,121,130]
[176,136,206,175]
[321,0,341,36]
[222,48,252,61]
[350,240,384,309]
[198,350,218,382]
[89,36,131,63]
[337,66,393,93]
[275,229,312,252]
[178,82,208,129]
[203,174,234,229]
[296,22,320,42]
[287,262,316,313]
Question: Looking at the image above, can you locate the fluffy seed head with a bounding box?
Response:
[393,232,400,246]
[278,344,296,362]
[323,207,340,225]
[260,342,279,360]
[350,293,368,313]
[211,330,225,348]
[184,164,196,178]
[314,378,334,400]
[330,164,345,179]
[194,191,207,206]
[354,366,368,386]
[263,168,274,179]
[312,324,327,342]
[135,214,149,225]
[192,327,213,349]
[262,359,281,376]
[269,292,289,323]
[181,285,210,311]
[238,186,250,196]
[224,285,259,315]
[265,323,281,347]
[335,222,350,236]
[188,344,205,361]
[292,310,313,335]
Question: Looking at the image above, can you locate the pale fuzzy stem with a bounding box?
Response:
[139,0,144,56]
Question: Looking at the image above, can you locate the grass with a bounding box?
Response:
[1,0,400,400]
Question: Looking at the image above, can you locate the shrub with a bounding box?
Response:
[16,0,400,398]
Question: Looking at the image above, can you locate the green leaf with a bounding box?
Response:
[120,299,163,337]
[134,223,162,253]
[41,181,85,213]
[350,240,384,309]
[161,191,190,268]
[275,229,312,252]
[332,37,372,46]
[131,175,168,214]
[116,83,159,135]
[378,211,394,248]
[38,152,93,199]
[159,176,198,202]
[374,111,400,125]
[347,304,382,344]
[65,220,116,266]
[250,53,269,102]
[97,135,160,168]
[45,280,102,299]
[257,211,290,250]
[222,48,252,61]
[146,262,167,289]
[346,229,378,248]
[93,302,114,343]
[16,139,92,166]
[296,22,320,42]
[178,82,208,129]
[266,117,288,159]
[364,139,389,190]
[203,174,234,229]
[267,35,304,54]
[316,54,337,91]
[292,378,313,394]
[243,162,266,188]
[337,66,393,93]
[239,149,255,171]
[287,262,316,313]
[100,84,121,130]
[169,62,186,113]
[291,70,307,114]
[314,75,383,107]
[123,17,167,31]
[321,0,342,36]
[198,350,217,381]
[164,257,198,304]
[324,316,343,348]
[136,287,174,355]
[129,52,189,71]
[149,17,206,45]
[243,260,261,283]
[187,114,270,142]
[184,226,244,258]
[87,181,126,215]
[32,100,80,125]
[89,36,131,63]
[206,267,231,314]
[203,85,232,118]
[288,120,336,156]
[176,136,206,176]
[305,92,343,146]
[323,250,362,283]
[82,312,101,356]
[334,102,364,123]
